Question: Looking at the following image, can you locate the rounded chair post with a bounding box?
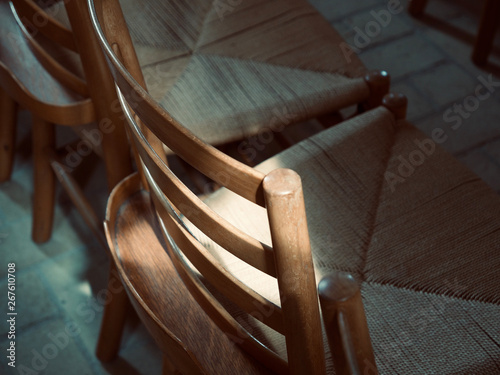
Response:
[0,87,17,183]
[263,168,326,375]
[32,117,55,243]
[64,0,133,190]
[95,262,132,361]
[319,272,378,375]
[361,70,391,111]
[382,92,408,121]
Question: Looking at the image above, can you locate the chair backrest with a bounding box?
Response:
[4,0,131,188]
[11,0,89,96]
[90,0,328,373]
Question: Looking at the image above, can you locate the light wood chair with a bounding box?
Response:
[92,0,500,373]
[408,0,500,65]
[0,0,132,244]
[0,0,182,362]
[0,1,135,361]
[86,0,391,362]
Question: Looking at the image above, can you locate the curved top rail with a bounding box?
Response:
[88,0,267,206]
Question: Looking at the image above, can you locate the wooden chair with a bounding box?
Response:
[0,1,136,362]
[409,0,500,65]
[80,0,392,158]
[92,0,500,373]
[0,0,132,244]
[86,0,391,363]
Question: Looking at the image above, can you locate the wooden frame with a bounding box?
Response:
[0,1,133,359]
[87,0,416,373]
[0,0,132,243]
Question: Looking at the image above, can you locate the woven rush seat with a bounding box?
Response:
[107,106,500,374]
[189,107,500,373]
[48,0,372,145]
[115,0,371,145]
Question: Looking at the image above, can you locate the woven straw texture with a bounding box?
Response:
[186,107,500,374]
[121,0,369,144]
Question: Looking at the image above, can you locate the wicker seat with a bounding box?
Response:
[119,0,374,145]
[56,0,390,150]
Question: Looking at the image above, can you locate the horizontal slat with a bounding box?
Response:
[0,61,95,125]
[150,186,284,334]
[120,94,277,276]
[11,0,77,52]
[89,3,266,205]
[118,65,266,205]
[16,20,88,96]
[159,210,288,375]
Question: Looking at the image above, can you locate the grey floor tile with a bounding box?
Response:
[0,318,95,375]
[38,248,109,354]
[0,167,34,224]
[414,97,500,154]
[359,34,446,79]
[0,270,59,335]
[410,63,480,107]
[0,204,95,278]
[391,81,435,121]
[334,5,413,51]
[308,0,383,21]
[0,219,58,279]
[419,24,500,79]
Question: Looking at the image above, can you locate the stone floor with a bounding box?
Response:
[1,0,500,374]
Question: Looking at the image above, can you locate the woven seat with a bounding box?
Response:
[105,106,500,374]
[185,107,500,373]
[51,0,374,145]
[62,0,387,151]
[120,0,370,144]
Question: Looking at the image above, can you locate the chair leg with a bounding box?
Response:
[101,126,133,191]
[32,117,55,243]
[408,0,428,17]
[0,88,17,183]
[471,0,500,65]
[96,262,131,362]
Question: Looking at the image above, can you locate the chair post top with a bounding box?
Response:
[318,272,359,303]
[263,168,302,198]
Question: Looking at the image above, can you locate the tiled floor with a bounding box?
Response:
[1,0,500,374]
